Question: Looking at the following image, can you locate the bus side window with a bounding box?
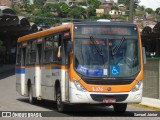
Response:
[22,47,26,66]
[53,35,61,62]
[44,36,53,63]
[30,40,36,64]
[63,38,70,65]
[26,43,30,65]
[16,44,21,65]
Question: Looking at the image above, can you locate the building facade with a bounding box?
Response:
[0,0,11,7]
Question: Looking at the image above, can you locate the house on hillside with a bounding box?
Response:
[0,0,11,7]
[99,0,116,13]
[109,9,125,15]
[145,13,156,20]
[143,20,157,27]
[46,0,83,6]
[118,4,126,11]
[96,9,105,17]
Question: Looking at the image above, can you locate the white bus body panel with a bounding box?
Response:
[16,68,26,96]
[41,66,54,100]
[69,82,143,104]
[25,67,35,96]
[35,67,41,98]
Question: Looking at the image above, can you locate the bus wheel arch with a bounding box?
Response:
[27,79,31,95]
[27,79,35,104]
[55,80,65,112]
[55,80,60,94]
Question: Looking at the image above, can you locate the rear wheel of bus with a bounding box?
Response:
[56,87,65,112]
[113,103,127,113]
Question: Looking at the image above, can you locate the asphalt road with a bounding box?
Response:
[0,73,159,120]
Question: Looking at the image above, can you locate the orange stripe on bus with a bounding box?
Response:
[18,23,73,43]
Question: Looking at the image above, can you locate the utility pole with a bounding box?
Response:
[129,0,134,23]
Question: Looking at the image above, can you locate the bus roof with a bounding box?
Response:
[74,21,137,27]
[18,22,137,43]
[18,23,73,43]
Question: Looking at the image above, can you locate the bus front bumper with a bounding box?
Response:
[69,83,142,104]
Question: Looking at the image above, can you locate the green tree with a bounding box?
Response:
[12,4,22,14]
[100,14,111,19]
[68,6,87,19]
[135,10,145,16]
[25,4,36,14]
[117,15,127,21]
[44,2,69,17]
[85,0,101,18]
[44,3,60,12]
[156,8,160,15]
[34,0,45,6]
[31,12,57,26]
[59,2,70,17]
[77,1,87,6]
[139,5,145,11]
[87,0,101,9]
[145,8,154,14]
[88,7,96,17]
[111,6,119,10]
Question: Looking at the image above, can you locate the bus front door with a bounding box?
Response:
[35,44,42,99]
[21,47,26,95]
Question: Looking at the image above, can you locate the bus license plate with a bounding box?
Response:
[103,98,116,103]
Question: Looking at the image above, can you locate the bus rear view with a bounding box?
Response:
[69,22,144,112]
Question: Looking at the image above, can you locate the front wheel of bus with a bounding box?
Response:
[113,103,127,113]
[56,87,65,112]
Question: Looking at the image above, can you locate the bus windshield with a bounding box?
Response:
[74,25,140,77]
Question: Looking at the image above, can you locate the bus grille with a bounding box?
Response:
[90,94,128,102]
[84,79,133,85]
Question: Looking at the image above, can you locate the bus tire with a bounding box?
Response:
[113,103,127,113]
[28,84,35,104]
[56,87,65,112]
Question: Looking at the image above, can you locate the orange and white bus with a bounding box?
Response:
[16,22,144,113]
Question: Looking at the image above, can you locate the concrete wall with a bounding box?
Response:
[143,59,160,99]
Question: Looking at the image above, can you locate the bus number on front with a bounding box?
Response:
[92,86,103,92]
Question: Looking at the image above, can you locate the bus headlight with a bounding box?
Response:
[131,80,143,92]
[73,78,86,92]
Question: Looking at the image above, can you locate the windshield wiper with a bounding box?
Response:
[90,36,104,65]
[112,37,125,56]
[90,36,103,56]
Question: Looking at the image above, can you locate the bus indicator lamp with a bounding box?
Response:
[73,78,86,92]
[131,80,142,92]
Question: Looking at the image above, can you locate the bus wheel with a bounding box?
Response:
[113,103,127,113]
[28,85,35,104]
[56,87,65,112]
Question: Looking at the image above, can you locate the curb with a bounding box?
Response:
[140,97,160,110]
[140,103,160,110]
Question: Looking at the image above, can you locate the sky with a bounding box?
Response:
[139,0,160,10]
[113,0,160,10]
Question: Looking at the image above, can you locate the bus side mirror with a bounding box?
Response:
[142,47,146,64]
[67,41,73,53]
